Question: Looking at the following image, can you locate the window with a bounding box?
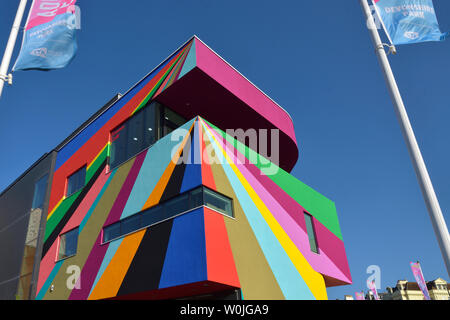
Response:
[304,212,319,254]
[31,174,48,210]
[66,166,86,197]
[161,105,187,137]
[103,223,121,243]
[102,186,233,243]
[58,228,79,260]
[203,188,233,217]
[109,101,187,170]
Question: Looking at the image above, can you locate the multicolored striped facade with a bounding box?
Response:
[14,36,352,300]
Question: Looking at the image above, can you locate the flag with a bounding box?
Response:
[355,292,366,300]
[410,261,431,300]
[372,0,448,45]
[367,280,380,300]
[13,0,78,71]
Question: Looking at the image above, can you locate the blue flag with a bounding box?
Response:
[373,0,448,45]
[13,0,78,71]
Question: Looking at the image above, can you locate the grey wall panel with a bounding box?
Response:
[0,153,55,300]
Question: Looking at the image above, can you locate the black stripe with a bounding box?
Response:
[117,219,174,296]
[159,132,192,202]
[41,160,107,258]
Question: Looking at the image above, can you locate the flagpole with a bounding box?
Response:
[360,0,450,277]
[0,0,28,99]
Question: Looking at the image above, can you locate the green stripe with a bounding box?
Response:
[202,118,343,240]
[44,190,82,243]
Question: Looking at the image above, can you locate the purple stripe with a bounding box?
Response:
[104,151,147,226]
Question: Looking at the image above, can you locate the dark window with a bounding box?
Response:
[58,228,79,260]
[162,106,187,137]
[103,223,121,242]
[189,187,203,208]
[304,212,319,254]
[165,193,189,216]
[122,215,141,235]
[102,187,233,243]
[109,101,186,170]
[31,174,48,210]
[203,188,233,217]
[66,166,86,197]
[141,206,165,227]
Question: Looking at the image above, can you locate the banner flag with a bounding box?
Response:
[367,280,380,300]
[355,292,366,300]
[410,261,431,300]
[13,0,78,71]
[372,0,448,45]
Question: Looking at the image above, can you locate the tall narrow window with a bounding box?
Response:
[66,166,86,197]
[304,212,319,254]
[109,101,178,170]
[58,228,79,260]
[31,174,48,210]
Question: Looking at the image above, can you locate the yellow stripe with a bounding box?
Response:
[87,143,108,171]
[201,119,327,300]
[46,197,64,221]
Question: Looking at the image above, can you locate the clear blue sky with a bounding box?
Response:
[1,1,449,300]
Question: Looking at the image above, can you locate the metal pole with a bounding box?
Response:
[360,0,450,277]
[0,0,28,99]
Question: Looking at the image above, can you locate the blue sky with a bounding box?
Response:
[0,1,449,300]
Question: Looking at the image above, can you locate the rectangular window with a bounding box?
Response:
[141,206,165,228]
[203,188,233,217]
[31,174,48,210]
[121,215,141,235]
[304,212,319,254]
[102,186,233,243]
[109,101,186,170]
[58,228,79,260]
[66,167,86,197]
[103,223,121,243]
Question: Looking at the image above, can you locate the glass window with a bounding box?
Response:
[165,193,189,215]
[67,167,86,197]
[203,188,233,217]
[110,102,186,170]
[58,228,79,260]
[110,125,128,168]
[142,206,165,228]
[143,102,157,146]
[122,215,142,235]
[103,223,121,242]
[304,213,319,254]
[126,110,145,158]
[102,187,234,244]
[162,106,187,137]
[190,187,203,208]
[31,174,48,210]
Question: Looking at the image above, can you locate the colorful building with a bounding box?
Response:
[0,36,351,300]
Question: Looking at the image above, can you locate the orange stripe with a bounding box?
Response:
[88,230,146,300]
[141,122,195,210]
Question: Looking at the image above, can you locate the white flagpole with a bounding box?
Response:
[360,0,450,277]
[0,0,28,99]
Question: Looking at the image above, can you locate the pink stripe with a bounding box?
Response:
[103,150,147,226]
[205,122,351,283]
[196,40,297,148]
[68,233,108,300]
[61,167,110,234]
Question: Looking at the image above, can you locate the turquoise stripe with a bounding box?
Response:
[178,39,197,79]
[120,119,195,219]
[87,238,123,298]
[35,261,64,300]
[79,170,117,232]
[202,122,315,300]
